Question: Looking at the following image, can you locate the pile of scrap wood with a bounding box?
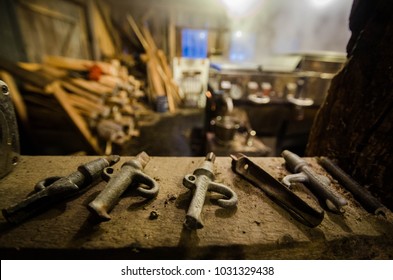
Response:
[0,7,185,155]
[0,55,151,155]
[126,15,182,113]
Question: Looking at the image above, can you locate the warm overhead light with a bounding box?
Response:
[220,0,261,18]
[310,0,335,8]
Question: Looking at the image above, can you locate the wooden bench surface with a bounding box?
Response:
[0,156,392,259]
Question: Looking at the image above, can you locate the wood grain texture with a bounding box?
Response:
[0,156,392,259]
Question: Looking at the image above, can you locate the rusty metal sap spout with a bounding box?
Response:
[88,152,159,221]
[281,150,347,213]
[2,155,120,224]
[183,152,238,230]
[231,153,324,227]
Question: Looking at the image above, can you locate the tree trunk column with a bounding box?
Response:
[306,0,393,210]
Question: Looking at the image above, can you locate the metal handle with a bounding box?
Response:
[88,165,135,221]
[184,175,209,230]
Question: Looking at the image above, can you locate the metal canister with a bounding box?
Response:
[210,115,240,143]
[0,80,20,179]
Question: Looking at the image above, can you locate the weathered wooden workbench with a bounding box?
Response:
[0,156,392,259]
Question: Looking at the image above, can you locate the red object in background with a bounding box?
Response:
[89,64,103,81]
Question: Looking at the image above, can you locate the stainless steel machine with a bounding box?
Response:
[206,52,346,155]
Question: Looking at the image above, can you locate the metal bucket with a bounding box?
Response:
[210,115,240,143]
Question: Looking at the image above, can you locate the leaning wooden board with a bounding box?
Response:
[0,156,392,259]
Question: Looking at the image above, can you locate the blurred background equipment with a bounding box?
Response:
[0,0,350,157]
[207,52,345,155]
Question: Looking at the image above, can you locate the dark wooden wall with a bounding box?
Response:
[14,0,92,61]
[0,0,27,62]
[0,0,118,63]
[307,0,393,210]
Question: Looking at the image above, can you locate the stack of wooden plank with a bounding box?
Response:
[0,55,149,155]
[127,15,182,113]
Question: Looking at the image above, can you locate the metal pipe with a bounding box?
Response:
[319,157,388,216]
